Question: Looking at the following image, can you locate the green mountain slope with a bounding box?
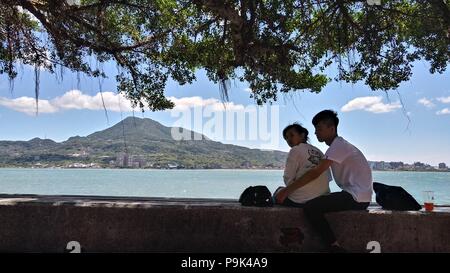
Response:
[0,117,287,169]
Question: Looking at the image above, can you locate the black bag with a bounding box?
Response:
[239,185,274,207]
[373,182,422,211]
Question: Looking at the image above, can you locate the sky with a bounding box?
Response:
[0,59,449,166]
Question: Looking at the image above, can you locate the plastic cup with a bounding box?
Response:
[423,191,435,212]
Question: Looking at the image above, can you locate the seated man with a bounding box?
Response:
[275,110,373,252]
[276,123,332,207]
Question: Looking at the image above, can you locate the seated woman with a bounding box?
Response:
[275,123,332,207]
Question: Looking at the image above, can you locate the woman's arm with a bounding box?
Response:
[283,148,301,185]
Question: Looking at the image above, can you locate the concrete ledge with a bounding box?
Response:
[0,194,449,253]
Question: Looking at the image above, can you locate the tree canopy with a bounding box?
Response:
[1,0,449,111]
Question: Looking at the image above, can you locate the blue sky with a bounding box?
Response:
[0,60,449,166]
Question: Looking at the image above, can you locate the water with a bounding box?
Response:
[0,168,449,204]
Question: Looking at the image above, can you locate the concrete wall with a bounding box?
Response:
[0,194,449,253]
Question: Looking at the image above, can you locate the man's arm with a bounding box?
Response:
[275,159,333,204]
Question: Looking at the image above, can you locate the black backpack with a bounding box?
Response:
[373,182,422,211]
[239,185,274,207]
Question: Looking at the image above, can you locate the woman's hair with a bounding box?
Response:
[282,123,309,143]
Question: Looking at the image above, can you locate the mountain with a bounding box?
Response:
[0,117,287,169]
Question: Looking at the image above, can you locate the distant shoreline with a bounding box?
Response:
[0,167,449,173]
[372,169,450,173]
[0,167,284,171]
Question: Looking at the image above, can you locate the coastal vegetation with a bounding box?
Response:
[1,1,449,111]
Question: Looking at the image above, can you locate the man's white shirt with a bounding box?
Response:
[324,136,373,203]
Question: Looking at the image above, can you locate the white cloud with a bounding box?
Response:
[418,98,435,108]
[52,90,134,112]
[243,87,253,93]
[0,96,58,115]
[436,108,450,115]
[341,96,402,114]
[0,90,246,115]
[437,96,450,104]
[168,96,244,112]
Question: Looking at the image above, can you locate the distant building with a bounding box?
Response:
[116,153,146,168]
[241,161,252,168]
[373,161,386,170]
[369,160,446,172]
[116,153,129,167]
[390,162,404,169]
[67,162,100,168]
[131,155,146,168]
[414,162,425,167]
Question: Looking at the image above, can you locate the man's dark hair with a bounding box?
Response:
[282,123,309,142]
[312,110,339,129]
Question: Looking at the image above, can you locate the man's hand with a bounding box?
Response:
[275,187,289,204]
